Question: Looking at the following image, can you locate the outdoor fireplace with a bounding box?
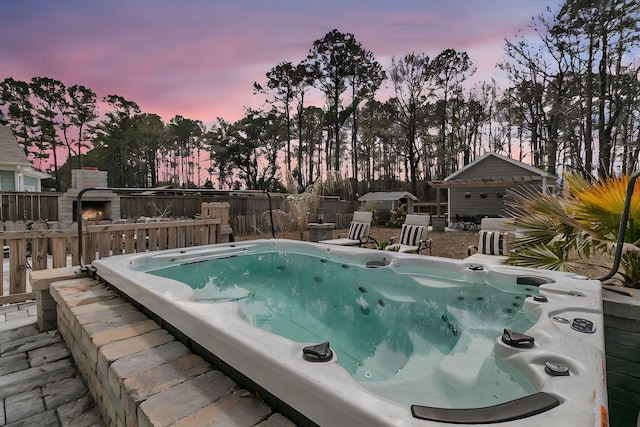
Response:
[74,201,111,222]
[58,169,120,224]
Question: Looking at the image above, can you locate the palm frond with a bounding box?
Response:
[507,245,581,272]
[505,172,640,286]
[566,172,640,242]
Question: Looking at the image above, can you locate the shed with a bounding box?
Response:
[430,152,557,228]
[358,191,417,223]
[0,125,50,192]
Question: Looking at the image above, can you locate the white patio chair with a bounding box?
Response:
[386,214,432,254]
[465,217,517,264]
[319,211,372,246]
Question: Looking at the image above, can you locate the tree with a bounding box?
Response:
[501,1,640,178]
[451,85,493,167]
[0,78,35,155]
[254,61,312,175]
[295,105,325,186]
[166,116,204,187]
[92,95,141,187]
[66,85,98,169]
[208,110,285,190]
[206,118,236,189]
[389,52,433,194]
[345,42,385,189]
[30,77,67,181]
[578,0,640,177]
[307,29,383,171]
[431,49,475,179]
[134,113,165,187]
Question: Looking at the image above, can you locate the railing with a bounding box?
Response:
[1,218,222,305]
[75,188,274,270]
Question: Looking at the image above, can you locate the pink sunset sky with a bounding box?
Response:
[1,0,564,126]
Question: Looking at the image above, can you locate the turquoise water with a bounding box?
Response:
[149,249,539,408]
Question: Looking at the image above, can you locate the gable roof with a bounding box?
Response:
[358,191,417,202]
[445,152,557,182]
[0,125,31,167]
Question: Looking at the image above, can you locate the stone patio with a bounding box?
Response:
[0,303,104,426]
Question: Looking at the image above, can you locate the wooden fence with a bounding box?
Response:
[0,192,360,230]
[1,218,222,306]
[1,194,360,303]
[1,192,60,221]
[230,212,354,236]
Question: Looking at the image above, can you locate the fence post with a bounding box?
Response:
[7,223,27,294]
[50,223,69,269]
[147,226,158,252]
[31,223,49,271]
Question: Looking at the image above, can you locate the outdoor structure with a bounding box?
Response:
[430,152,557,228]
[57,168,121,223]
[0,125,49,192]
[358,191,416,224]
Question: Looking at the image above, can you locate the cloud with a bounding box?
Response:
[0,0,562,125]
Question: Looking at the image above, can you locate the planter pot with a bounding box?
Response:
[602,289,640,426]
[431,215,447,231]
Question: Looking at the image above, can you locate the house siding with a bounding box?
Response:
[449,184,544,218]
[450,186,509,218]
[447,155,546,221]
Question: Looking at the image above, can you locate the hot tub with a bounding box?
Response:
[93,239,609,426]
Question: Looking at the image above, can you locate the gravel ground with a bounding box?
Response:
[238,226,493,259]
[235,225,613,279]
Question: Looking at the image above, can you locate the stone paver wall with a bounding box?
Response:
[45,274,295,427]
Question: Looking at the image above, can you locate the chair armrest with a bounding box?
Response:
[389,236,398,244]
[467,245,478,256]
[418,239,432,255]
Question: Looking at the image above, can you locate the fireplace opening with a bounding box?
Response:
[73,201,112,222]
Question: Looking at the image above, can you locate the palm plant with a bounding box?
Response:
[505,173,640,287]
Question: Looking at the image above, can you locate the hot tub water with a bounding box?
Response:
[96,239,609,426]
[148,249,538,409]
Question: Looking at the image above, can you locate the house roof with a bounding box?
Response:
[0,125,31,167]
[358,191,417,202]
[0,125,50,181]
[429,152,558,188]
[445,152,557,181]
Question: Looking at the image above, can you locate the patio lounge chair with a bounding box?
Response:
[319,211,372,246]
[385,214,432,254]
[465,217,517,265]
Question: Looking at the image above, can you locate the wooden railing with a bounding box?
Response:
[1,218,221,305]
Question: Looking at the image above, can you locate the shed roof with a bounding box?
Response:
[358,191,417,202]
[0,125,31,167]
